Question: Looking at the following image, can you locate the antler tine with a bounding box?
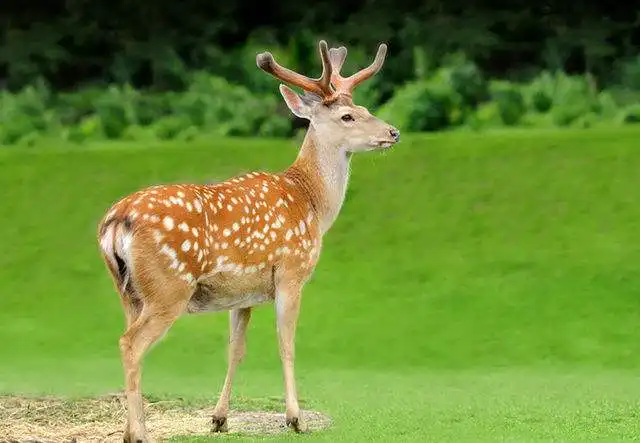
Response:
[256,40,334,98]
[332,43,388,95]
[329,46,348,73]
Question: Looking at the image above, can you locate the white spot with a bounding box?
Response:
[223,228,231,237]
[163,216,175,230]
[179,222,189,232]
[270,231,277,240]
[232,222,240,231]
[191,227,199,237]
[181,239,191,252]
[194,199,202,213]
[153,229,164,243]
[193,241,199,251]
[177,191,185,198]
[186,202,193,212]
[178,262,186,272]
[299,221,306,234]
[181,273,194,283]
[285,230,293,240]
[227,204,233,211]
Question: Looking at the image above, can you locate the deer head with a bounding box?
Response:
[256,40,400,153]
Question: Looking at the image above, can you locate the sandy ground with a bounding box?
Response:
[0,393,332,442]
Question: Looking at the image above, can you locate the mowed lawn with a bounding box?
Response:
[2,126,640,441]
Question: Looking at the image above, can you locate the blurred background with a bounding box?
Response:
[0,1,639,142]
[2,2,640,441]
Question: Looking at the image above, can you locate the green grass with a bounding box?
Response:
[2,126,640,440]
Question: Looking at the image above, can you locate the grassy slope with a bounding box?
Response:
[1,126,640,440]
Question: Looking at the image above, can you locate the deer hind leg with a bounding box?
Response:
[211,307,252,433]
[120,304,185,443]
[274,282,308,433]
[117,233,194,443]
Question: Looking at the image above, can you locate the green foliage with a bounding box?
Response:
[619,104,640,124]
[0,72,294,146]
[1,44,639,146]
[614,55,640,91]
[489,81,526,126]
[377,79,456,132]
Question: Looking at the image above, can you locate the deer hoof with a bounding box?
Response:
[211,415,229,433]
[123,432,147,443]
[286,415,309,433]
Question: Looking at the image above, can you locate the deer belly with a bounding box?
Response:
[186,273,273,313]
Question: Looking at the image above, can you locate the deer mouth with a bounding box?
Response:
[371,140,396,150]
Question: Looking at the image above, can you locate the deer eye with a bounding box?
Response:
[341,114,354,122]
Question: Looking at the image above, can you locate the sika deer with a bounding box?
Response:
[97,39,399,442]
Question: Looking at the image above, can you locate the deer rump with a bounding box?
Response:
[100,215,275,316]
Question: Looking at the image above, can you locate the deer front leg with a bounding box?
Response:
[211,307,252,432]
[275,283,308,433]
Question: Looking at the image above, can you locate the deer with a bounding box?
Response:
[96,39,399,442]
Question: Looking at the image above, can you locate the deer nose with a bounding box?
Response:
[389,128,400,141]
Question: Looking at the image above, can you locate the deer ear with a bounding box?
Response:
[279,84,313,119]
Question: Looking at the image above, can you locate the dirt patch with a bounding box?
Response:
[0,393,332,442]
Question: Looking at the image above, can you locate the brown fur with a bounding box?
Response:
[96,40,399,442]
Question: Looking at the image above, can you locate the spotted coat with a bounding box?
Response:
[99,171,321,299]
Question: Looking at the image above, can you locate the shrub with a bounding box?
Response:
[549,73,599,126]
[377,78,458,132]
[619,104,640,124]
[439,52,489,110]
[614,55,640,91]
[153,115,193,140]
[522,71,555,113]
[489,81,526,126]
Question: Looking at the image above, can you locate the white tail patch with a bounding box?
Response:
[99,223,117,270]
[113,222,135,293]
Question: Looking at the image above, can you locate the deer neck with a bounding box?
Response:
[283,126,352,235]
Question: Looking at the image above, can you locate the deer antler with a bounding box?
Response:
[256,40,334,98]
[328,43,388,97]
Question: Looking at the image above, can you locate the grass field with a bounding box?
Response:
[2,126,640,441]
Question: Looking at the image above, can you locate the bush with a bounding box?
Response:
[377,78,459,132]
[548,73,600,126]
[489,81,526,126]
[523,71,555,113]
[619,104,640,124]
[439,53,489,110]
